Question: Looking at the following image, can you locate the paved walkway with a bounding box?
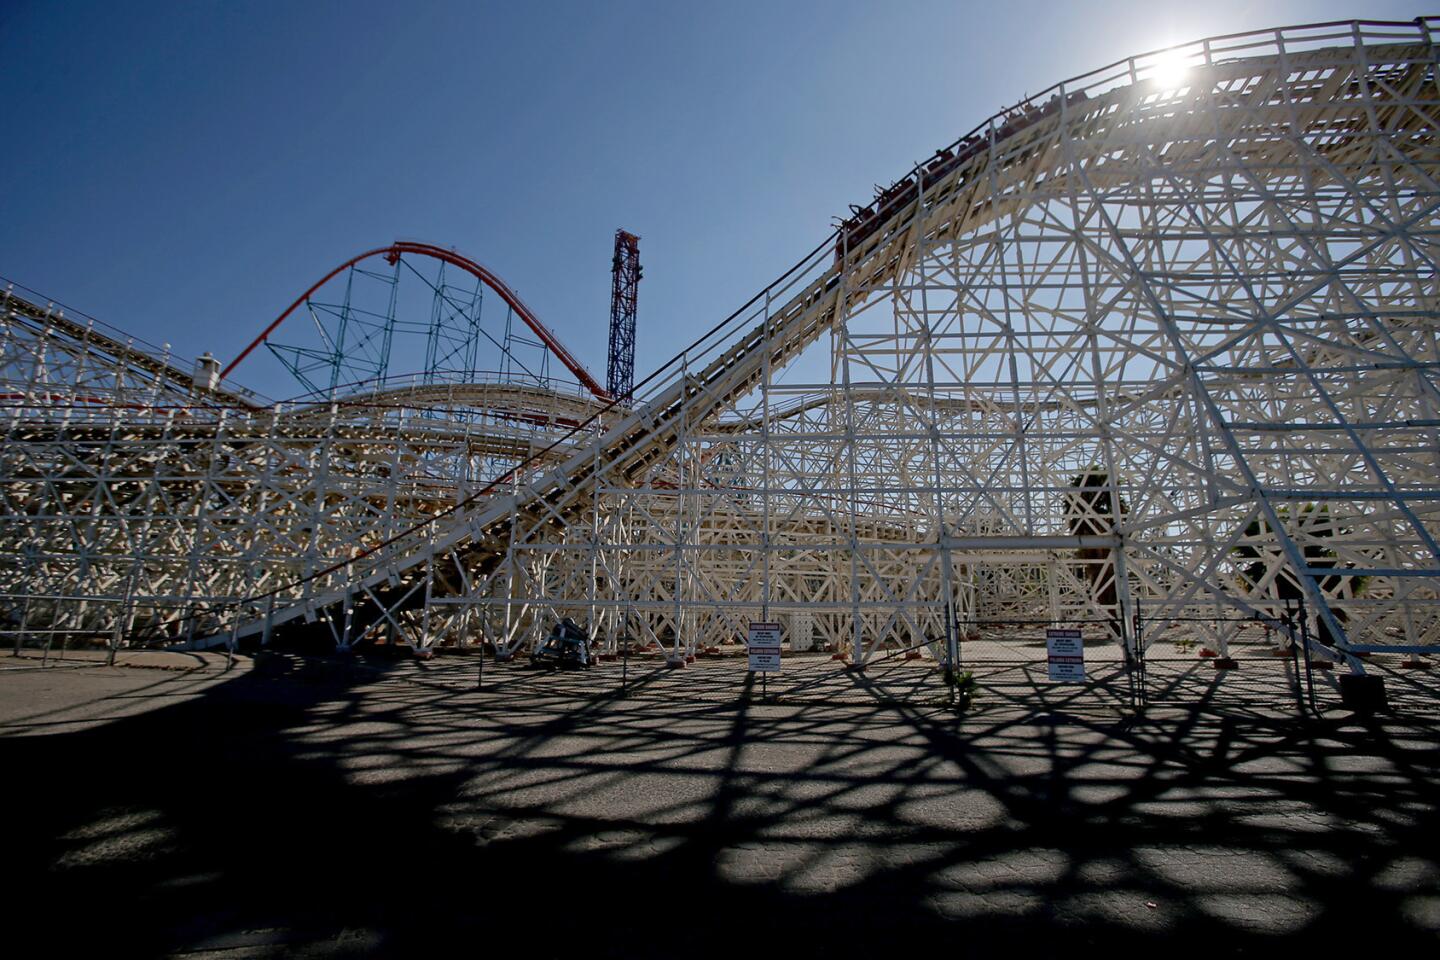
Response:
[1,653,1436,956]
[3,646,242,670]
[0,649,248,735]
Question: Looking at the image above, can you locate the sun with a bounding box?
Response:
[1150,48,1190,90]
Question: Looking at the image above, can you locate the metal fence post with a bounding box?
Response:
[1296,597,1318,713]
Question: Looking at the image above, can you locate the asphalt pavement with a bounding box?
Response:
[1,650,1436,957]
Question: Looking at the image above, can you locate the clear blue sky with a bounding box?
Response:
[1,1,1426,398]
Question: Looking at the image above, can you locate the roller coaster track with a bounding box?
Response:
[5,18,1440,668]
[223,240,608,398]
[2,289,255,409]
[197,19,1440,652]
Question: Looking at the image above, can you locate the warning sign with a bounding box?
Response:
[1046,628,1085,682]
[747,622,782,672]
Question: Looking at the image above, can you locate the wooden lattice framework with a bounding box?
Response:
[3,19,1439,673]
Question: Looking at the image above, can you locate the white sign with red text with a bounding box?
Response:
[747,622,782,672]
[1046,628,1086,682]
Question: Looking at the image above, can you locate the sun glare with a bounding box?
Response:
[1150,48,1190,90]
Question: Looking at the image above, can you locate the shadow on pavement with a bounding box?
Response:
[2,652,1437,957]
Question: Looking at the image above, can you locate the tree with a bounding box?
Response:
[1232,503,1363,648]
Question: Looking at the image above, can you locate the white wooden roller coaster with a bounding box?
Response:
[4,18,1439,678]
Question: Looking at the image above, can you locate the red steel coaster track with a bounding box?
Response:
[221,240,609,398]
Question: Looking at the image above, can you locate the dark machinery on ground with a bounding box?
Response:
[530,618,593,669]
